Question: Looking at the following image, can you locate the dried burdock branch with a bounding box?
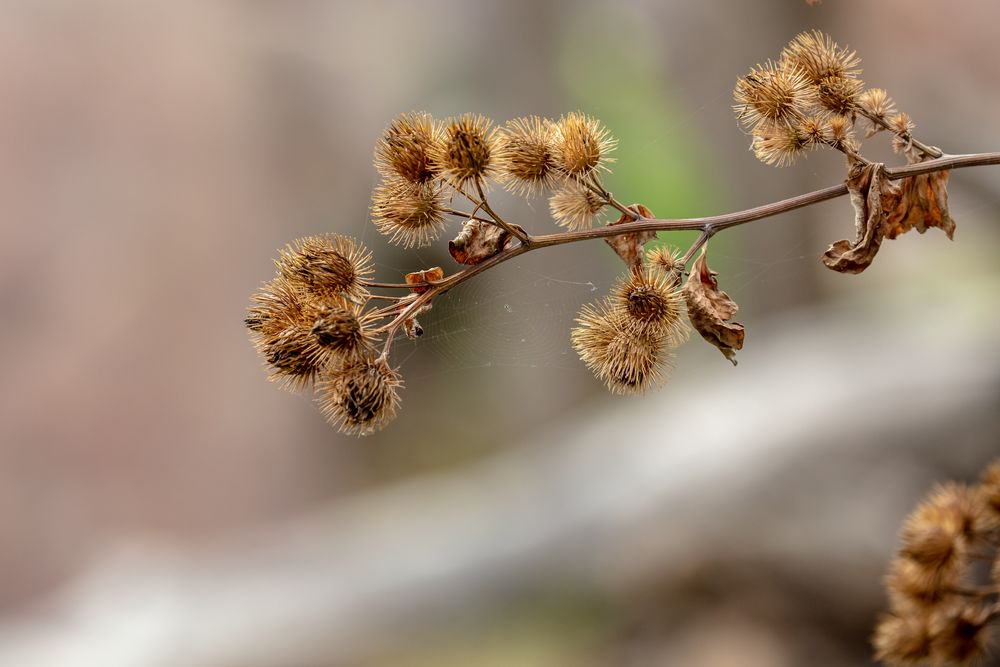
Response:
[247,32,1000,436]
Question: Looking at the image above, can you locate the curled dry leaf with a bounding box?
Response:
[604,204,657,271]
[885,167,956,240]
[822,161,901,274]
[402,267,443,338]
[404,266,445,294]
[682,249,745,365]
[448,220,515,266]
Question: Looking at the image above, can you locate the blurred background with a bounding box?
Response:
[0,1,998,665]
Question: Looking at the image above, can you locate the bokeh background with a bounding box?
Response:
[1,1,998,665]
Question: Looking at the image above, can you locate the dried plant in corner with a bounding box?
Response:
[246,31,1000,437]
[873,459,1000,666]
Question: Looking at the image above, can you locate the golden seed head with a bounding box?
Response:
[750,121,809,167]
[246,279,323,389]
[981,458,1000,517]
[246,277,307,338]
[872,612,933,666]
[571,298,674,395]
[928,602,992,666]
[548,179,604,230]
[919,483,988,541]
[497,116,558,196]
[311,300,375,360]
[263,324,325,389]
[374,112,440,184]
[815,74,864,115]
[826,114,854,143]
[733,60,818,131]
[603,328,673,395]
[780,30,862,85]
[888,112,917,156]
[885,556,958,611]
[889,112,915,135]
[430,113,500,188]
[858,88,897,120]
[797,114,834,147]
[276,234,373,301]
[317,356,402,436]
[247,280,374,389]
[571,299,620,375]
[612,268,690,343]
[646,245,684,281]
[552,111,617,175]
[371,177,446,248]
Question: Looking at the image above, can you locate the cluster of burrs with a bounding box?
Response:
[734,29,928,167]
[873,460,1000,666]
[247,30,962,436]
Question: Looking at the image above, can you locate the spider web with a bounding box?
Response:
[377,252,602,382]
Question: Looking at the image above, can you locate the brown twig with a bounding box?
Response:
[369,150,1000,357]
[856,107,943,159]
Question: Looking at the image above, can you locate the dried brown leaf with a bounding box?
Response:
[448,220,514,266]
[822,162,901,274]
[404,266,444,294]
[885,167,956,240]
[604,203,656,271]
[682,249,745,365]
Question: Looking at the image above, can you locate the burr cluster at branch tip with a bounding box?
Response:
[733,30,933,167]
[248,233,400,435]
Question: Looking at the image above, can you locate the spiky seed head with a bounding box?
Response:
[246,278,302,337]
[826,114,854,144]
[858,88,896,120]
[311,300,376,362]
[548,179,604,230]
[919,483,989,542]
[815,74,864,115]
[797,114,834,148]
[276,234,373,301]
[317,356,402,436]
[247,280,372,389]
[928,603,992,666]
[571,299,619,373]
[371,177,446,248]
[750,121,810,167]
[888,112,916,155]
[246,279,322,389]
[872,612,933,666]
[374,112,440,184]
[646,245,684,282]
[497,116,558,196]
[612,268,689,343]
[884,557,956,610]
[980,458,1000,517]
[733,60,817,131]
[430,113,500,188]
[780,30,862,84]
[571,299,674,395]
[552,112,616,175]
[889,112,915,135]
[603,328,673,395]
